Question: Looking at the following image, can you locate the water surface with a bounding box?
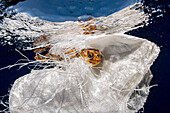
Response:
[0,0,170,112]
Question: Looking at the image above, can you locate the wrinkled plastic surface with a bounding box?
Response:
[4,3,160,113]
[9,34,160,113]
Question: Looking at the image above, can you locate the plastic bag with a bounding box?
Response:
[9,34,160,113]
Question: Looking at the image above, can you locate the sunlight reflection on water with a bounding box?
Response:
[13,0,137,22]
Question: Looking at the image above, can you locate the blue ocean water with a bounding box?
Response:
[12,0,137,21]
[0,0,169,112]
[126,1,170,112]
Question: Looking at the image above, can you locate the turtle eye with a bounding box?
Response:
[97,54,102,59]
[87,51,94,58]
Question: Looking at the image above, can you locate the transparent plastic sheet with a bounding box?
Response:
[0,3,148,47]
[0,3,160,113]
[9,34,160,113]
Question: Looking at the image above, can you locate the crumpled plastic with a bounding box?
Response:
[9,33,160,113]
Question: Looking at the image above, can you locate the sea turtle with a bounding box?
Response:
[34,47,103,66]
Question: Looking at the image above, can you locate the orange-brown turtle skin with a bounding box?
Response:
[80,48,103,66]
[34,47,103,66]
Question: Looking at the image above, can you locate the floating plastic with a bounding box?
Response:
[9,33,160,113]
